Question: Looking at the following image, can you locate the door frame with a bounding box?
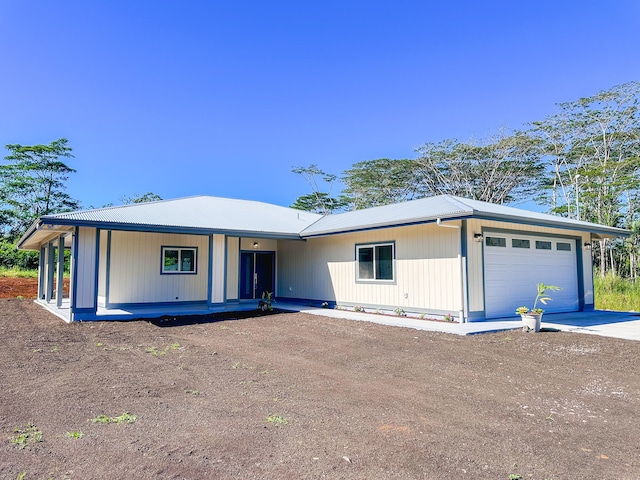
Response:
[239,250,276,300]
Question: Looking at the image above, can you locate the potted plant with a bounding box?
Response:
[515,283,561,332]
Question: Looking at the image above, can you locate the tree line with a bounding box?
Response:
[291,82,640,279]
[0,138,161,268]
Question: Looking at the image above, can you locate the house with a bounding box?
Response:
[17,194,628,323]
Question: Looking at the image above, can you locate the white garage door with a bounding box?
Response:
[483,232,579,319]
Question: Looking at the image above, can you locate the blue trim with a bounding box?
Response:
[584,303,595,311]
[278,297,337,308]
[575,238,585,311]
[207,235,213,306]
[47,241,55,300]
[466,310,485,322]
[461,220,469,321]
[223,236,228,302]
[36,218,303,239]
[106,300,207,309]
[237,237,242,300]
[160,246,198,275]
[38,245,46,300]
[105,230,112,306]
[354,241,396,284]
[72,307,97,314]
[71,228,79,309]
[56,234,65,307]
[92,229,100,312]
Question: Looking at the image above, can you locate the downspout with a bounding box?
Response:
[436,218,466,323]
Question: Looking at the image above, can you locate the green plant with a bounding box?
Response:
[259,291,275,311]
[65,431,84,439]
[509,474,522,480]
[185,389,201,395]
[443,313,453,322]
[321,301,329,308]
[91,413,136,425]
[394,307,406,316]
[353,305,364,312]
[515,283,561,315]
[9,423,42,449]
[16,472,27,480]
[265,414,288,425]
[419,313,426,319]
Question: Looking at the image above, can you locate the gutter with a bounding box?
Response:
[436,218,466,323]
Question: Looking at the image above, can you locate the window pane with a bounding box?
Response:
[358,247,374,279]
[181,249,195,272]
[536,240,552,250]
[486,237,506,247]
[557,242,571,251]
[512,239,530,249]
[375,245,393,280]
[164,250,179,271]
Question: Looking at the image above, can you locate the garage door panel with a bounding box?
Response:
[484,233,579,318]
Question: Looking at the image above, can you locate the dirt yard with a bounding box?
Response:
[0,277,69,299]
[0,298,639,479]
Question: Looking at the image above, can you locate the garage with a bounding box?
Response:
[483,232,580,319]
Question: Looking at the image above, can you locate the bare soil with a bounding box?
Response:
[0,277,69,299]
[0,295,639,478]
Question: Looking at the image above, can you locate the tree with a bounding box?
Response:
[531,82,640,277]
[121,192,163,204]
[341,158,425,210]
[291,165,346,214]
[414,131,545,204]
[0,138,79,238]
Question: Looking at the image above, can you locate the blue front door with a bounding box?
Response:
[240,251,275,300]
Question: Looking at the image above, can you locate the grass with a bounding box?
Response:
[265,414,289,425]
[594,274,640,311]
[0,267,38,278]
[65,431,84,439]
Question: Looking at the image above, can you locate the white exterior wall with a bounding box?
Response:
[211,234,225,303]
[278,223,462,312]
[226,237,239,300]
[240,238,278,251]
[74,227,98,309]
[465,219,593,314]
[98,230,108,307]
[107,231,209,304]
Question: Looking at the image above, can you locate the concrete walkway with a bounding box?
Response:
[282,304,640,340]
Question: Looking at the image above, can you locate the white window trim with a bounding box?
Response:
[161,246,198,274]
[355,242,395,283]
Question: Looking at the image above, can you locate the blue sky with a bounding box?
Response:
[0,1,639,209]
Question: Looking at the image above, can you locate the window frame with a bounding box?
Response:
[161,246,198,275]
[355,241,395,283]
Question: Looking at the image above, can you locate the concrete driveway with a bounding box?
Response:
[285,303,640,341]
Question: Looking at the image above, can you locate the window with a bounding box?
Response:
[512,239,530,249]
[485,236,506,247]
[536,240,552,250]
[557,242,572,251]
[356,243,394,281]
[162,247,197,274]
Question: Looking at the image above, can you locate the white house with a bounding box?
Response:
[17,195,627,323]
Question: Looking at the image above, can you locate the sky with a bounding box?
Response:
[0,1,639,210]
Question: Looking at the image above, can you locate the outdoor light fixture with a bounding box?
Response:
[583,242,592,249]
[253,242,259,249]
[474,233,484,242]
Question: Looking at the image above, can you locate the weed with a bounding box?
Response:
[185,389,201,395]
[9,423,42,449]
[509,475,522,480]
[91,413,136,425]
[169,342,181,350]
[32,348,41,353]
[266,414,288,425]
[394,307,406,316]
[65,431,84,439]
[96,342,103,347]
[145,346,165,356]
[232,362,241,369]
[16,295,24,300]
[16,472,27,480]
[353,305,364,312]
[50,346,59,352]
[220,325,229,330]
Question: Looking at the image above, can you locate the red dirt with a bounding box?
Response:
[0,277,69,299]
[1,293,639,478]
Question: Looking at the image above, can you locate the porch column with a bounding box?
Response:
[56,234,65,308]
[37,245,45,300]
[46,241,55,302]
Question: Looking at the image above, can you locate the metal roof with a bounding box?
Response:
[299,195,629,238]
[18,194,628,250]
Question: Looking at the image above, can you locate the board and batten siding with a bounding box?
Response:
[74,227,98,309]
[465,219,593,314]
[211,234,226,303]
[226,237,239,300]
[277,222,462,312]
[97,230,108,307]
[107,231,209,304]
